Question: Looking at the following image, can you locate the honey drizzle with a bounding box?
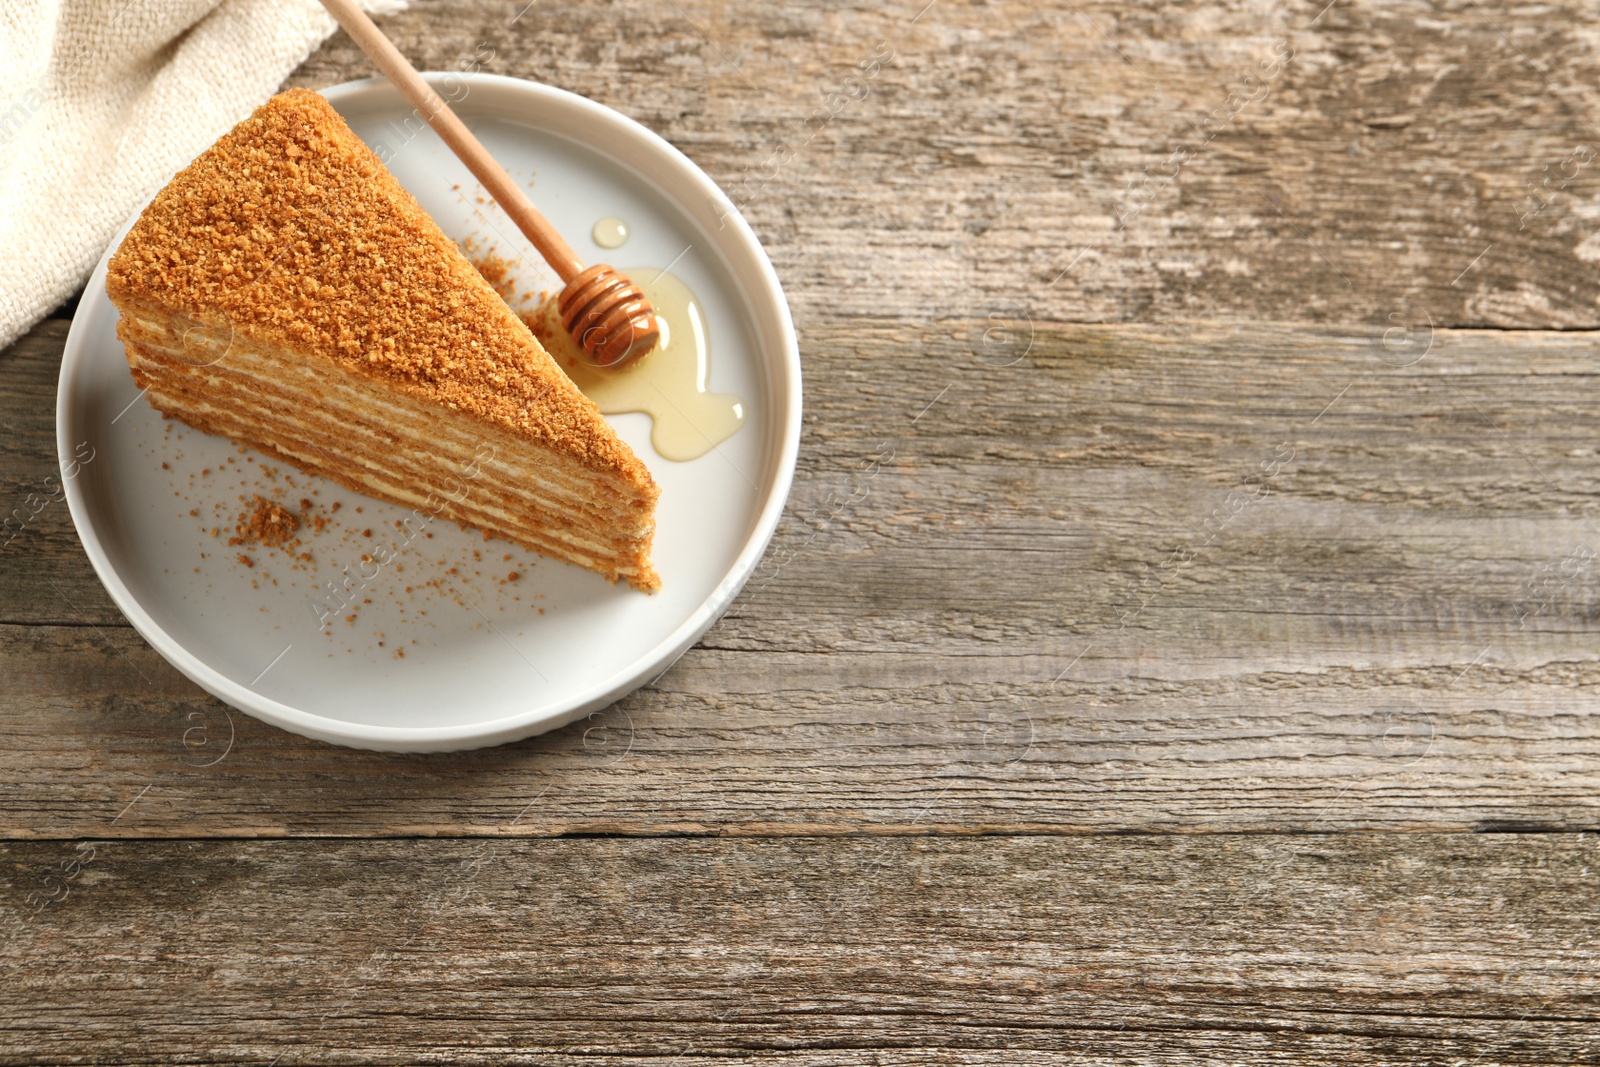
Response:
[531,267,745,462]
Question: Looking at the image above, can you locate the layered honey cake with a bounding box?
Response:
[106,89,660,590]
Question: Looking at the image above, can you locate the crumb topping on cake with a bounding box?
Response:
[106,89,654,489]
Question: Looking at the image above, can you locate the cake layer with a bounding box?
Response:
[119,308,652,536]
[131,346,656,584]
[121,317,659,589]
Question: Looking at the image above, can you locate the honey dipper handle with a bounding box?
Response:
[319,0,587,282]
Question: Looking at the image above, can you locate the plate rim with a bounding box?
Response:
[56,72,801,752]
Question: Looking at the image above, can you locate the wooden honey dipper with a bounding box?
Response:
[320,0,660,368]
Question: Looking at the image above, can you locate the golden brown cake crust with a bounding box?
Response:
[105,88,655,491]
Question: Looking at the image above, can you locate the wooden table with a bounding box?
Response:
[6,1,1600,1061]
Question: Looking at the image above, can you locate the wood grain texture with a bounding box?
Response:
[8,318,1600,837]
[282,0,1600,332]
[9,1,1600,1060]
[4,834,1599,1064]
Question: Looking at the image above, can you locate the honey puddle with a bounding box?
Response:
[530,267,746,462]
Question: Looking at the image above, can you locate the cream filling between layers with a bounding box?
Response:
[131,337,648,540]
[121,313,650,523]
[142,376,636,577]
[130,347,653,579]
[120,315,656,583]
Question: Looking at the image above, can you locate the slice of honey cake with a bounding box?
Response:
[106,89,660,591]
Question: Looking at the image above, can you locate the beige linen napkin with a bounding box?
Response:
[0,0,405,351]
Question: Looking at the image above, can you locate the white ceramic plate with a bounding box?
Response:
[57,74,800,751]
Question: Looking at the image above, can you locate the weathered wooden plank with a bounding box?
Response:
[12,315,1600,835]
[7,617,1600,837]
[3,834,1598,1063]
[0,322,97,629]
[284,0,1600,330]
[17,316,1600,639]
